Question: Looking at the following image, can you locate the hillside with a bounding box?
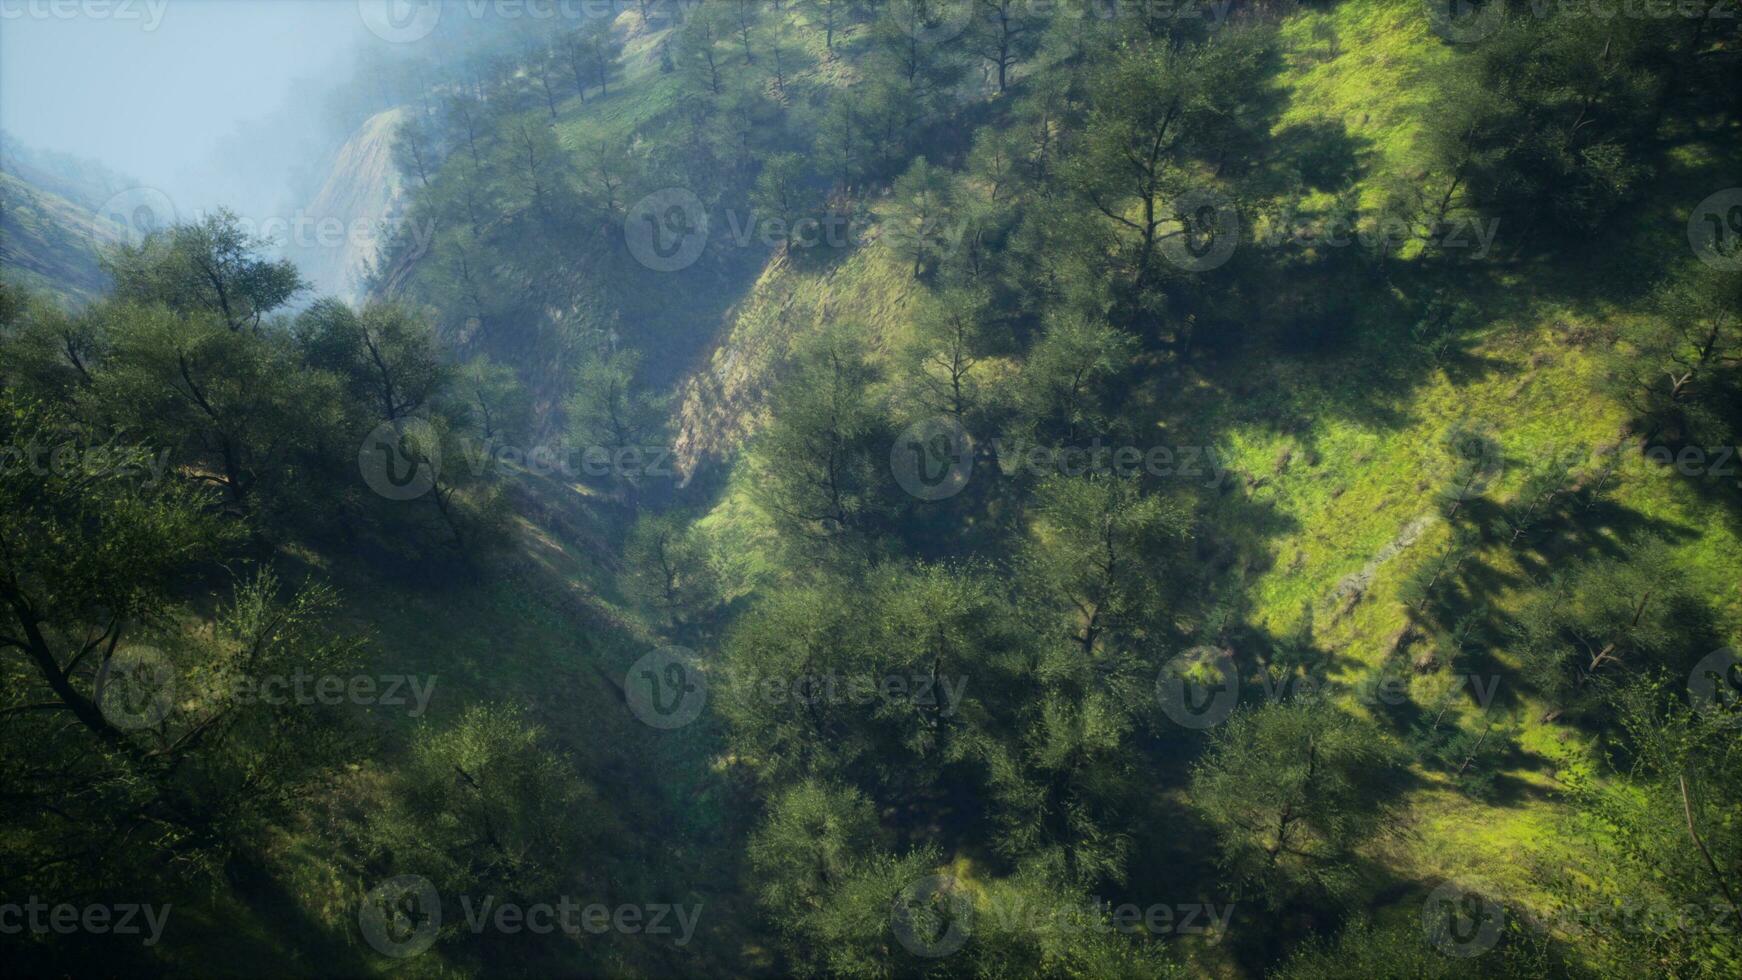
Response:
[4,2,1741,978]
[0,169,122,303]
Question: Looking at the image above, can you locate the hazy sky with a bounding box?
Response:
[0,0,378,216]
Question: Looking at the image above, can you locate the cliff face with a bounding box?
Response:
[290,107,407,304]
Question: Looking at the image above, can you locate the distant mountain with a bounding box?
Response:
[0,176,120,305]
[0,133,146,304]
[0,131,139,212]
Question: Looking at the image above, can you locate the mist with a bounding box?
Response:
[0,0,376,226]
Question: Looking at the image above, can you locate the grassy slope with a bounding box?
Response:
[682,0,1741,971]
[1214,1,1740,940]
[127,4,1737,974]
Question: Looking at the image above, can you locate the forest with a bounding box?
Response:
[1,0,1740,976]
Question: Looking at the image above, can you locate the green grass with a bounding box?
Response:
[689,3,1741,968]
[107,4,1740,973]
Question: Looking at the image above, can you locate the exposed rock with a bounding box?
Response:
[292,107,408,304]
[1329,513,1436,621]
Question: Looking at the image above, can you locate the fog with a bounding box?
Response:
[0,0,379,223]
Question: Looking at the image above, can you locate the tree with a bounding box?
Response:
[296,300,449,424]
[1606,263,1741,443]
[1064,32,1270,310]
[804,0,851,55]
[900,288,989,424]
[1020,475,1191,660]
[747,780,943,977]
[1431,422,1503,521]
[1423,9,1671,241]
[364,703,610,902]
[1551,677,1742,974]
[502,117,572,219]
[576,137,637,215]
[1511,545,1710,715]
[582,16,624,96]
[679,2,728,96]
[0,413,357,890]
[0,395,235,746]
[971,0,1043,93]
[95,302,345,511]
[747,780,882,924]
[747,326,896,556]
[722,565,1016,794]
[566,349,660,489]
[1493,448,1581,547]
[1410,293,1479,369]
[623,512,718,629]
[452,354,529,444]
[0,286,109,399]
[884,157,957,279]
[104,210,304,332]
[444,92,490,168]
[1191,700,1405,906]
[750,152,818,250]
[560,25,592,103]
[1399,525,1479,622]
[1013,314,1135,444]
[391,116,441,189]
[731,0,757,64]
[1408,707,1516,801]
[528,42,564,121]
[870,1,969,139]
